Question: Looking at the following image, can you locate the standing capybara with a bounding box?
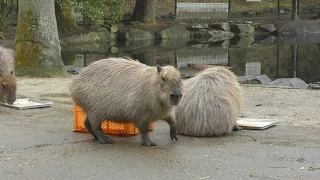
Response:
[0,46,16,105]
[174,66,243,137]
[69,57,183,146]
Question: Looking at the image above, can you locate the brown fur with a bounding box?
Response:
[174,66,244,137]
[0,46,16,105]
[69,57,183,146]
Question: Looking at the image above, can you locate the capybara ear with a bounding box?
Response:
[157,64,163,73]
[10,71,13,75]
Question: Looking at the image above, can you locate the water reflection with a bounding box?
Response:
[61,36,320,84]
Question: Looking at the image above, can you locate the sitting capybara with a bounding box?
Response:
[0,46,16,105]
[69,57,183,146]
[174,66,243,137]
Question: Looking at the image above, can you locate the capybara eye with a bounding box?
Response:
[162,77,165,81]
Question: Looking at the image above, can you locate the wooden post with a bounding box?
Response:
[228,0,231,19]
[291,0,298,20]
[174,0,177,21]
[277,0,280,20]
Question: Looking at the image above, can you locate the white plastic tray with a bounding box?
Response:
[236,118,279,130]
[0,98,53,110]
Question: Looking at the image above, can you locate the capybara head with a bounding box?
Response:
[156,64,183,106]
[0,71,16,105]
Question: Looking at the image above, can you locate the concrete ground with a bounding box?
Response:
[1,76,320,180]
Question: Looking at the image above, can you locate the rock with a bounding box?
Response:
[242,10,255,16]
[160,39,189,49]
[66,66,79,75]
[255,74,271,84]
[258,35,277,44]
[122,39,154,51]
[230,23,255,34]
[209,22,230,31]
[117,28,154,41]
[185,23,209,30]
[237,75,256,84]
[237,74,271,84]
[207,30,234,42]
[157,23,190,40]
[231,35,255,47]
[111,46,118,53]
[280,9,285,14]
[278,21,320,43]
[60,28,112,44]
[194,29,211,39]
[269,78,309,89]
[257,24,277,33]
[110,26,119,34]
[309,82,320,89]
[61,42,111,53]
[279,21,320,35]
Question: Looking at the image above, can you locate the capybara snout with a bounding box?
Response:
[0,46,16,105]
[7,88,16,105]
[170,86,182,105]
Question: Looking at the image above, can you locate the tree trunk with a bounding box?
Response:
[54,0,77,32]
[131,0,157,23]
[291,0,298,20]
[14,0,67,77]
[0,0,14,35]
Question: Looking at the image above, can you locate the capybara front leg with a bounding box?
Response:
[136,121,156,146]
[89,118,114,144]
[233,125,243,131]
[84,116,98,140]
[164,115,178,141]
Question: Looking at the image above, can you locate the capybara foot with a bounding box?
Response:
[233,125,243,131]
[170,127,178,141]
[141,139,157,146]
[94,131,114,144]
[84,117,98,140]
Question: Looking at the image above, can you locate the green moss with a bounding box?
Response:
[15,41,69,77]
[15,11,37,41]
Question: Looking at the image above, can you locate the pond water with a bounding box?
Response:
[61,36,320,84]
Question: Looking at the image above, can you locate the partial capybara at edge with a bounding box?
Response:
[174,66,244,137]
[0,46,16,105]
[69,57,183,146]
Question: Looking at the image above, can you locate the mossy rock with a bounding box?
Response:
[60,29,112,44]
[117,28,154,41]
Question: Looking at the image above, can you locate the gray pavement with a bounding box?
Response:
[1,104,320,180]
[1,77,320,180]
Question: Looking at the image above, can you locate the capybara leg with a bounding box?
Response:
[84,117,98,140]
[233,125,243,131]
[136,121,156,146]
[163,115,178,141]
[90,119,114,144]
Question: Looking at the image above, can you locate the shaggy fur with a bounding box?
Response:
[0,46,16,105]
[174,66,243,137]
[69,57,183,146]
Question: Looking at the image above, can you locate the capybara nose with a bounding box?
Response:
[170,94,182,98]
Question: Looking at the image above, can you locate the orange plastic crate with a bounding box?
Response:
[72,102,153,136]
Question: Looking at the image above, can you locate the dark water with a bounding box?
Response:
[61,36,320,84]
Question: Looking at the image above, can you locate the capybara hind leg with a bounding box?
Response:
[90,119,114,144]
[163,115,178,141]
[233,125,243,131]
[84,117,98,140]
[136,121,156,146]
